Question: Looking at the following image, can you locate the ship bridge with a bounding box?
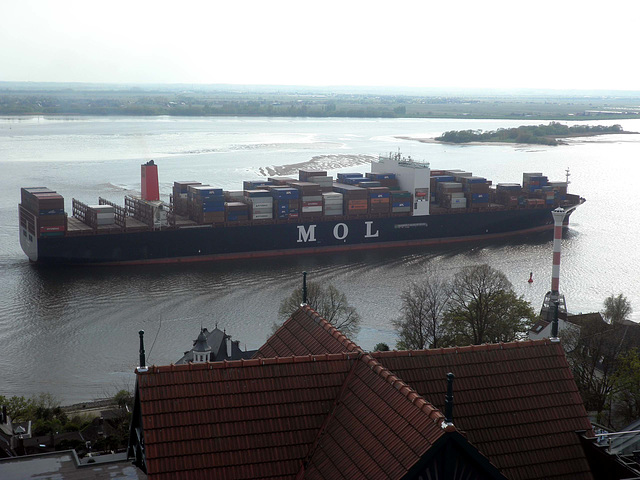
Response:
[373,152,431,216]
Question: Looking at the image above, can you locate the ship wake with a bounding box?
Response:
[258,154,375,177]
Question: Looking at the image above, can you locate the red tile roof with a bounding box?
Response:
[254,305,361,358]
[135,351,452,480]
[258,308,594,479]
[372,340,594,480]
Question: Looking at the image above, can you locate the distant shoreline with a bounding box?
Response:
[2,84,640,121]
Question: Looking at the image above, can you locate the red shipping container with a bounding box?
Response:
[39,225,65,233]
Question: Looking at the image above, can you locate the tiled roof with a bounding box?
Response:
[252,306,595,479]
[563,312,605,326]
[372,340,594,480]
[135,351,455,480]
[254,305,361,358]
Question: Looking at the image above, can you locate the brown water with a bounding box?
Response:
[1,116,639,403]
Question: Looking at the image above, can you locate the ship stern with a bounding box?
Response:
[18,205,38,262]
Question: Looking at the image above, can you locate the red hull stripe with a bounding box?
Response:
[91,223,555,267]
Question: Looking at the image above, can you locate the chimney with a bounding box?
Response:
[225,335,232,360]
[141,160,159,201]
[302,271,308,305]
[443,372,455,428]
[2,405,6,424]
[137,330,148,372]
[550,301,560,342]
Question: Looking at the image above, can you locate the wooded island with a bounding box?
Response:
[436,122,628,145]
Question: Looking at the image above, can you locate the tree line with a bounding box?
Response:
[436,122,624,145]
[278,264,535,350]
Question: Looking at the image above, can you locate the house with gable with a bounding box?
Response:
[176,326,257,364]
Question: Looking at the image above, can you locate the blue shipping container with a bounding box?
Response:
[193,188,223,196]
[201,205,225,212]
[366,172,396,180]
[39,208,65,216]
[337,173,363,180]
[467,177,486,184]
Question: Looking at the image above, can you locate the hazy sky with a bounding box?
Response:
[1,0,638,90]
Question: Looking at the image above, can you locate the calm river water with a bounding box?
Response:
[1,116,639,403]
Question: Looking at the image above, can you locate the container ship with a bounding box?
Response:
[18,153,584,265]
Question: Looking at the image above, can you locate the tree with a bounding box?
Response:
[441,264,535,345]
[0,395,32,422]
[568,295,635,421]
[612,348,640,425]
[603,293,632,324]
[113,389,133,411]
[393,274,450,350]
[568,315,630,419]
[277,282,361,338]
[373,343,390,352]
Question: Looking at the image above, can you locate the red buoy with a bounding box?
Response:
[528,272,533,283]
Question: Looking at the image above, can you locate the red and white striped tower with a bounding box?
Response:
[541,208,568,321]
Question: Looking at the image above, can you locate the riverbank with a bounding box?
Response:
[62,398,118,418]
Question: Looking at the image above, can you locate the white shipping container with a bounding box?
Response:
[451,193,465,199]
[302,206,323,213]
[252,213,273,220]
[302,195,323,202]
[252,207,273,214]
[251,201,273,209]
[309,176,333,184]
[89,205,115,213]
[248,196,273,203]
[438,182,463,189]
[97,217,115,225]
[227,191,244,201]
[96,212,115,220]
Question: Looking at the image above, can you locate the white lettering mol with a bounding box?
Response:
[297,224,317,243]
[333,223,348,240]
[364,221,379,238]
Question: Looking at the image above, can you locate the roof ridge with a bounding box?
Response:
[302,304,363,353]
[371,338,558,359]
[297,351,363,476]
[358,352,446,425]
[136,351,362,374]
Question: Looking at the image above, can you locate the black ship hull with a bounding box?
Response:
[26,207,564,265]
